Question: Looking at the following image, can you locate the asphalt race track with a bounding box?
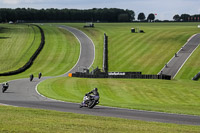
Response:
[159,34,200,78]
[1,25,200,126]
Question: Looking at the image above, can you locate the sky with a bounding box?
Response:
[0,0,200,20]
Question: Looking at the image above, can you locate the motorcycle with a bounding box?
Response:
[80,94,99,109]
[30,74,34,81]
[2,85,8,93]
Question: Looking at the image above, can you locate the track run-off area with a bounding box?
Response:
[0,25,200,126]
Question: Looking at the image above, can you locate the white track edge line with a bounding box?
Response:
[157,34,198,75]
[173,43,200,79]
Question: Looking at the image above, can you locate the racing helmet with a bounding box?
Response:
[94,88,98,91]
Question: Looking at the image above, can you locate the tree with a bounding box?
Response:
[173,14,180,21]
[126,9,135,21]
[138,12,145,21]
[0,12,2,22]
[147,13,155,22]
[180,14,190,22]
[0,8,135,22]
[118,13,129,22]
[192,15,200,22]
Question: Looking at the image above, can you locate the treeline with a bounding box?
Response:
[137,12,156,22]
[0,8,135,22]
[173,14,200,22]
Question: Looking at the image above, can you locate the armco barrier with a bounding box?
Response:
[71,72,171,80]
[0,24,45,76]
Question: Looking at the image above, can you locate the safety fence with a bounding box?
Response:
[71,71,171,80]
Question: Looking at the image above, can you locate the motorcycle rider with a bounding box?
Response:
[81,88,100,107]
[87,88,99,100]
[30,74,34,81]
[38,72,42,79]
[2,82,9,88]
[2,82,9,93]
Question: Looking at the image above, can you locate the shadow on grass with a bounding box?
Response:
[0,37,10,39]
[0,27,10,33]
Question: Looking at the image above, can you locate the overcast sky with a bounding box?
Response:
[0,0,200,20]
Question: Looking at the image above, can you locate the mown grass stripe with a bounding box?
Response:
[0,25,34,72]
[115,31,160,72]
[44,28,65,74]
[109,33,146,62]
[0,24,42,75]
[51,29,69,75]
[31,27,56,75]
[11,25,36,70]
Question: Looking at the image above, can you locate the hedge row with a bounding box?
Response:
[0,24,45,76]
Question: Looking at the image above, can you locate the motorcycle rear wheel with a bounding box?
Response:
[88,100,96,109]
[2,88,6,93]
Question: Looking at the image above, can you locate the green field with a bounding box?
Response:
[1,22,199,80]
[64,23,200,76]
[0,24,40,73]
[0,105,200,133]
[1,23,200,131]
[0,24,80,82]
[38,22,200,116]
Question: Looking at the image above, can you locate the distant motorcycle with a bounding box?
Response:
[30,74,34,81]
[80,94,99,109]
[2,83,9,93]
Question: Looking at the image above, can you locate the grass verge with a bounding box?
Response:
[0,105,200,133]
[38,77,200,116]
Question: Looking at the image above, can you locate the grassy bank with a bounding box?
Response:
[0,105,199,133]
[64,22,200,76]
[0,24,80,83]
[0,24,39,73]
[38,22,200,116]
[1,23,200,131]
[1,23,199,82]
[38,77,200,115]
